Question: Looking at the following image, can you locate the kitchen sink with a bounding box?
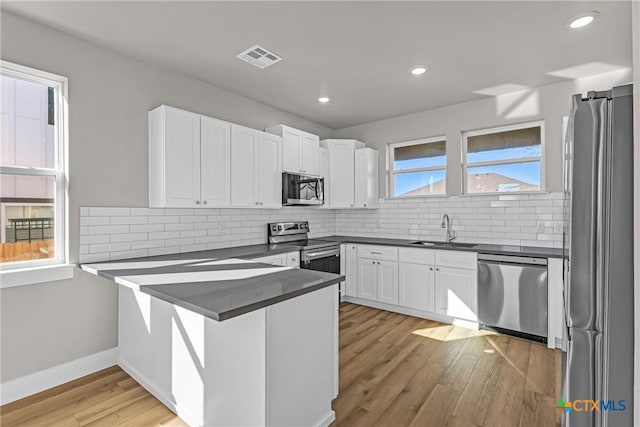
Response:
[408,240,478,248]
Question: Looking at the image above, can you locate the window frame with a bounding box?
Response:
[461,120,545,195]
[388,135,447,198]
[0,60,69,272]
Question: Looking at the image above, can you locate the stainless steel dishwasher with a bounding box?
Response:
[477,253,548,343]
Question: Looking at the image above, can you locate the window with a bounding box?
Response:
[389,136,446,197]
[462,121,544,194]
[0,61,67,269]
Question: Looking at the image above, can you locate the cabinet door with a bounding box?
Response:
[344,244,358,297]
[399,262,434,312]
[286,251,300,268]
[258,132,282,208]
[357,258,377,301]
[253,253,287,266]
[354,148,378,208]
[377,260,398,305]
[200,116,231,207]
[435,266,477,321]
[281,127,301,173]
[329,142,355,208]
[301,133,320,176]
[230,125,259,207]
[163,107,201,207]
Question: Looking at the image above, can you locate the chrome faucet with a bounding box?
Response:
[441,213,456,243]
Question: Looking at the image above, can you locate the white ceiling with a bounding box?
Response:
[2,1,632,129]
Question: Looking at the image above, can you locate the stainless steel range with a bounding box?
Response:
[268,221,341,285]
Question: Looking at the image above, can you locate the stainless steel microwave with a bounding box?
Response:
[282,172,324,206]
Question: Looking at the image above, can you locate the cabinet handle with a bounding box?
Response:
[371,251,382,255]
[203,200,207,205]
[377,261,380,265]
[195,200,200,205]
[372,261,375,264]
[436,268,440,271]
[429,267,433,271]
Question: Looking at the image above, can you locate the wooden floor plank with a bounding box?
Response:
[0,303,559,427]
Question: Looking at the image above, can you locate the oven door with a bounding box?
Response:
[300,246,342,299]
[300,247,340,274]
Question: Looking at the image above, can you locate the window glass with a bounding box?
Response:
[467,161,541,193]
[463,123,543,194]
[390,137,446,197]
[0,68,64,266]
[394,170,445,196]
[393,141,446,170]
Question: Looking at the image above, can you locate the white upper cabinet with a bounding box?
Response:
[149,105,230,208]
[320,139,365,208]
[200,116,231,207]
[258,132,283,208]
[354,147,379,208]
[231,124,282,208]
[321,139,377,209]
[266,125,319,176]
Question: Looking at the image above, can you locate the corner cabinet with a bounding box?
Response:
[265,125,320,176]
[149,105,231,208]
[230,124,282,208]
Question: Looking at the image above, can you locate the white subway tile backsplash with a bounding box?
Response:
[89,207,130,216]
[110,216,149,225]
[79,193,564,263]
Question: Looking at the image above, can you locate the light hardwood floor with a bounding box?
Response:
[333,303,561,427]
[1,303,561,426]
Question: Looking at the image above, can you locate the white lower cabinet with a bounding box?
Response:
[377,260,398,304]
[253,252,299,267]
[342,244,358,297]
[434,266,477,321]
[398,262,435,312]
[356,258,398,305]
[357,258,378,300]
[348,244,478,326]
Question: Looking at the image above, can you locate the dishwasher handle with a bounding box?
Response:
[477,253,547,266]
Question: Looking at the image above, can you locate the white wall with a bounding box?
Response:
[333,69,632,197]
[0,11,332,383]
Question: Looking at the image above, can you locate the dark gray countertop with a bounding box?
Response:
[80,235,561,322]
[321,235,565,258]
[81,253,343,321]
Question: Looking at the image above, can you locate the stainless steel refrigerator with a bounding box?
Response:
[563,83,634,426]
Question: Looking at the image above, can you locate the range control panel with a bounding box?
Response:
[268,221,309,237]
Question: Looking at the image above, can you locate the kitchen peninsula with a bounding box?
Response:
[81,252,343,427]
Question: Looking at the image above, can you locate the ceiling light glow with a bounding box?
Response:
[318,97,330,103]
[410,66,428,76]
[567,12,599,29]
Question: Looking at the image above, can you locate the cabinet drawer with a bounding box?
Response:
[435,250,477,270]
[398,247,435,265]
[357,245,398,261]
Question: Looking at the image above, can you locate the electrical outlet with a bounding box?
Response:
[536,222,545,233]
[220,223,226,235]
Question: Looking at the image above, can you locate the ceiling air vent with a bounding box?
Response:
[237,45,282,69]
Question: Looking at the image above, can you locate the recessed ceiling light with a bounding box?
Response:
[567,12,599,29]
[318,97,330,103]
[410,66,428,76]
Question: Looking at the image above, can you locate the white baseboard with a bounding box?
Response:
[315,410,336,427]
[0,347,118,405]
[342,296,480,330]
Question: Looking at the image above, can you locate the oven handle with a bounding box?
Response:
[301,247,340,262]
